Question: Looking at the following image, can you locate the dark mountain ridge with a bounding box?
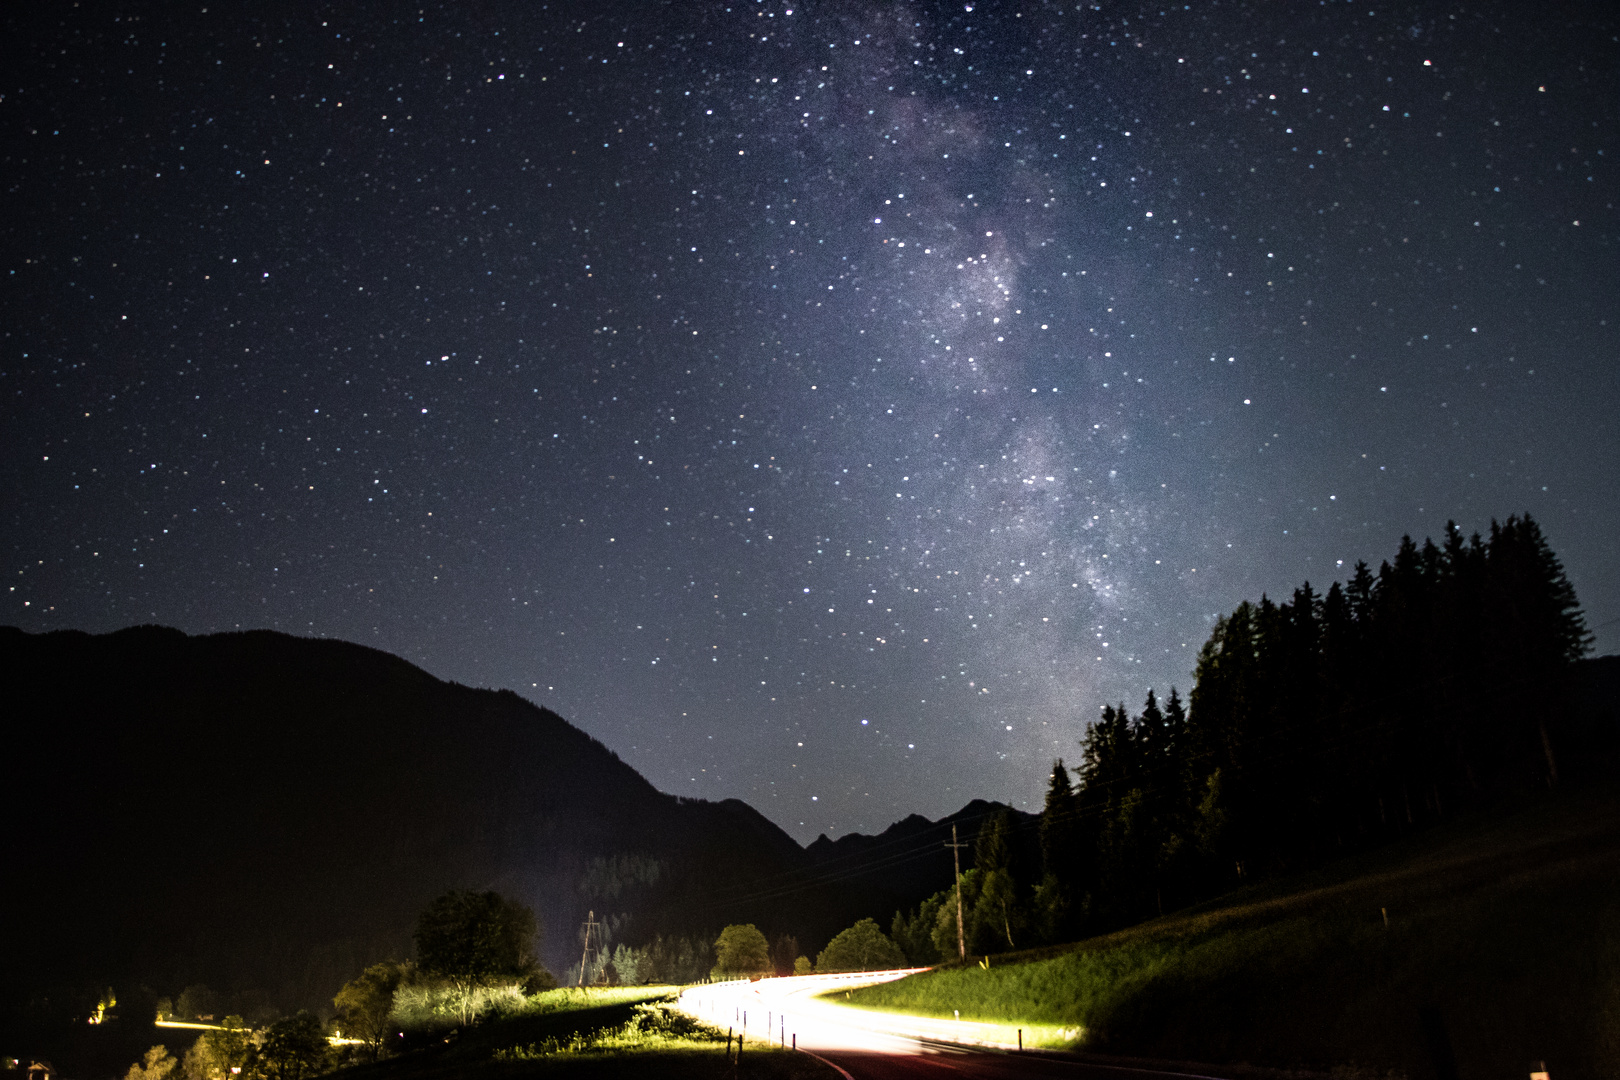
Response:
[803,799,1039,922]
[0,625,1010,1020]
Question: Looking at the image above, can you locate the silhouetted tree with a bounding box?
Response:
[182,1016,251,1080]
[1034,760,1079,942]
[769,933,801,977]
[414,889,540,1022]
[333,962,405,1061]
[175,984,218,1022]
[892,892,947,965]
[245,1013,327,1080]
[1042,514,1593,935]
[971,811,1025,951]
[929,868,980,959]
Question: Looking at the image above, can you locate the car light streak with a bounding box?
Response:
[677,970,1029,1055]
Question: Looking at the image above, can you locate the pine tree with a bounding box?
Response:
[1039,513,1591,937]
[1034,760,1078,942]
[971,811,1025,951]
[1155,687,1197,902]
[1188,602,1259,879]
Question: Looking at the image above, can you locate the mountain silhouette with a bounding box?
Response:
[0,625,1013,1018]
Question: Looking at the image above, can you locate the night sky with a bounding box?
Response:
[5,1,1616,843]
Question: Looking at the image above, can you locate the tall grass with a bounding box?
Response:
[492,1002,726,1060]
[391,983,672,1032]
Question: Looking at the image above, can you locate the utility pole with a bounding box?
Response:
[946,823,968,961]
[578,910,602,986]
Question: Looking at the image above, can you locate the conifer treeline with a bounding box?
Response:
[894,514,1596,958]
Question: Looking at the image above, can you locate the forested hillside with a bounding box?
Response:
[895,514,1616,952]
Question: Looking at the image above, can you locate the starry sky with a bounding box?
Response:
[5,1,1617,843]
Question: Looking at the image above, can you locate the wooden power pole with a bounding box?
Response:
[946,823,968,961]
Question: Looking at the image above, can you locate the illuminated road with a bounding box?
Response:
[677,973,1236,1080]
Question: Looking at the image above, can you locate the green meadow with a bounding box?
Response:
[844,787,1620,1079]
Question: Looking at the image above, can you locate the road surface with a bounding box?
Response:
[677,972,1238,1080]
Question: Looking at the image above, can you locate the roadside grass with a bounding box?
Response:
[493,999,725,1059]
[843,786,1620,1078]
[390,983,668,1032]
[332,991,832,1080]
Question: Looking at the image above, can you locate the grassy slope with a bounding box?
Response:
[846,787,1620,1079]
[328,988,830,1080]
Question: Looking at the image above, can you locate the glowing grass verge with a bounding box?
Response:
[392,983,673,1031]
[839,934,1185,1040]
[519,986,677,1014]
[493,1002,729,1060]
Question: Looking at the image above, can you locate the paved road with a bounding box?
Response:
[792,1048,1236,1080]
[678,973,1235,1080]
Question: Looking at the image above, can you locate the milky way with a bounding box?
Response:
[4,1,1616,841]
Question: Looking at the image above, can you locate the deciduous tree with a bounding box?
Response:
[182,1016,251,1080]
[815,918,907,973]
[124,1046,178,1080]
[245,1013,327,1080]
[333,962,405,1061]
[711,924,772,977]
[414,889,540,1022]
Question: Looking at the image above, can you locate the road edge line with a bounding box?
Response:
[798,1048,856,1080]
